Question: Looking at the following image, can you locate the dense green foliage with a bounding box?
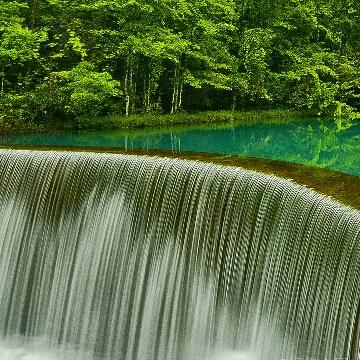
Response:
[1,0,359,128]
[75,109,305,130]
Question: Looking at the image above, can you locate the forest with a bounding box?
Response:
[1,0,360,129]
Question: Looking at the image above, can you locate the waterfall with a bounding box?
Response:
[0,149,359,360]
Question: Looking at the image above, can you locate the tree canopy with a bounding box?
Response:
[1,0,359,125]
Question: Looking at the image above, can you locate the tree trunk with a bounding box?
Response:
[129,61,134,114]
[125,58,130,116]
[143,62,152,113]
[124,56,136,116]
[143,59,162,114]
[171,66,183,114]
[147,64,152,113]
[171,66,178,114]
[171,85,177,114]
[178,82,183,110]
[232,93,237,111]
[1,66,4,94]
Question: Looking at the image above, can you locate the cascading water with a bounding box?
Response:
[0,149,359,360]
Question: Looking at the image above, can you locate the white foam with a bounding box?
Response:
[212,351,255,360]
[0,338,88,360]
[0,347,61,360]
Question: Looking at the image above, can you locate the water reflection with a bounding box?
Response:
[0,119,359,176]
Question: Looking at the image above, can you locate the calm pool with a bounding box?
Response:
[0,118,359,176]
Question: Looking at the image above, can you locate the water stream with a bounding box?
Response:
[0,150,359,360]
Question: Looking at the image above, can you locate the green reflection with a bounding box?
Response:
[0,118,359,176]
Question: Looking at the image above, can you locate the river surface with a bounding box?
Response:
[0,118,359,176]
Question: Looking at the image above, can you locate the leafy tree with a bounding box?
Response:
[32,61,121,120]
[231,28,274,109]
[0,23,46,92]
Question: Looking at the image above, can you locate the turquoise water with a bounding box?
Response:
[0,119,359,176]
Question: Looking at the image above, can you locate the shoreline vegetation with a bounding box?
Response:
[76,109,312,130]
[0,109,328,134]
